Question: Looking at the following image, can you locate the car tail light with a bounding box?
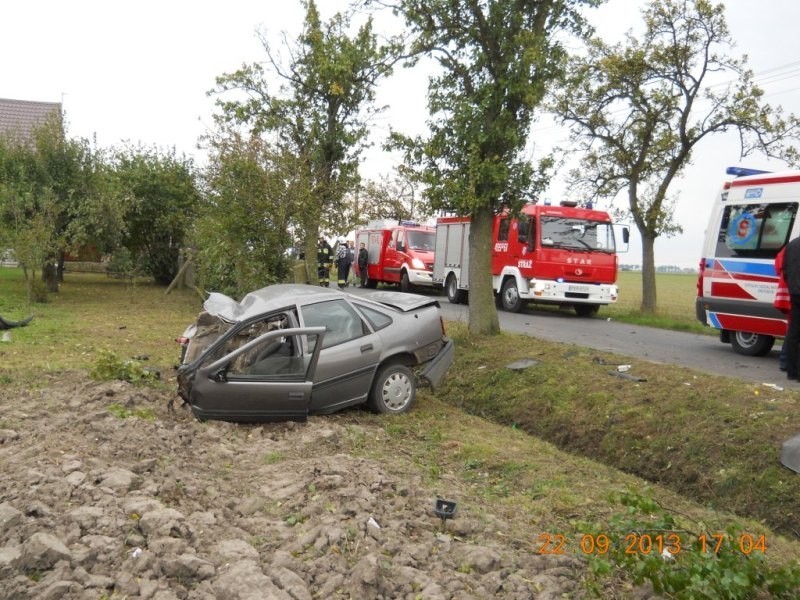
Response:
[696,258,705,298]
[175,336,190,346]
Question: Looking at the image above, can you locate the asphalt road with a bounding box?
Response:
[345,285,787,385]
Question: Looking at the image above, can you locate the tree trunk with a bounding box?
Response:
[57,251,65,283]
[468,205,500,336]
[303,218,320,286]
[42,259,59,293]
[640,232,657,314]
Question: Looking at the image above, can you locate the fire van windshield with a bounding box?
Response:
[540,217,616,253]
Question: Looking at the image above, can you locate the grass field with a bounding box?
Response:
[605,271,704,331]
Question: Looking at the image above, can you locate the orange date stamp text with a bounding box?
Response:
[536,532,767,556]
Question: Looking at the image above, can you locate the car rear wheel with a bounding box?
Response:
[369,363,416,414]
[500,277,523,313]
[730,331,774,356]
[446,274,466,304]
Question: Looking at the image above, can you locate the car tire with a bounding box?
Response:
[400,271,412,293]
[446,274,466,304]
[730,331,774,356]
[367,279,378,289]
[369,363,416,415]
[500,277,523,313]
[574,304,599,317]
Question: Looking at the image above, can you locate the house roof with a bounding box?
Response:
[0,97,62,145]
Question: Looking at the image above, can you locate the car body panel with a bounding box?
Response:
[176,284,453,422]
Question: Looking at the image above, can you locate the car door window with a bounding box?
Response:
[301,299,368,349]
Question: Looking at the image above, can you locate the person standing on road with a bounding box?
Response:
[336,239,349,289]
[780,236,800,380]
[346,240,356,286]
[317,237,332,287]
[775,246,791,372]
[357,242,369,288]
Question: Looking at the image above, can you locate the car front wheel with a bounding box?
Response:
[369,363,416,414]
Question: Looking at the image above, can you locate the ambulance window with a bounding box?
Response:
[498,218,510,241]
[717,202,797,258]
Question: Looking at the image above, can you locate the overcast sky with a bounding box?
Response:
[3,0,800,268]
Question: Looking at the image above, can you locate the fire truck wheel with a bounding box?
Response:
[446,274,466,304]
[400,271,413,293]
[501,278,523,313]
[574,304,599,317]
[369,363,416,414]
[730,331,774,357]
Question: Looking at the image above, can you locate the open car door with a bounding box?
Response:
[189,326,325,423]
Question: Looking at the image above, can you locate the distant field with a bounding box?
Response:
[606,271,699,327]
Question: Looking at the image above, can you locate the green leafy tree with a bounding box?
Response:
[551,0,800,313]
[0,119,115,293]
[111,144,200,285]
[210,0,398,283]
[390,0,594,335]
[195,131,297,296]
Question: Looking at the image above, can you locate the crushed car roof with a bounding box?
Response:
[203,283,440,323]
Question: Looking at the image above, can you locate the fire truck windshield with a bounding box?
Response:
[406,230,435,251]
[540,217,616,253]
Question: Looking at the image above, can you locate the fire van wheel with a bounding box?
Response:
[730,331,775,357]
[369,363,416,415]
[500,278,524,313]
[400,271,413,293]
[446,274,466,304]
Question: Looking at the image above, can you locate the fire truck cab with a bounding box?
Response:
[696,167,800,356]
[434,201,628,315]
[354,220,436,292]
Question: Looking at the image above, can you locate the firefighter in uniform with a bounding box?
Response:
[317,237,332,287]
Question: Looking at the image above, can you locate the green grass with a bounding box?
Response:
[0,268,201,386]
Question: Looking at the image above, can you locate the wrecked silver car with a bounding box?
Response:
[176,283,454,422]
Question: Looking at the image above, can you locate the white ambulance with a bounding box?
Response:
[695,167,799,355]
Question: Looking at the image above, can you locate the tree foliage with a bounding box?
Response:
[194,131,298,296]
[0,118,118,293]
[551,0,800,313]
[209,0,398,285]
[111,144,200,285]
[389,0,595,335]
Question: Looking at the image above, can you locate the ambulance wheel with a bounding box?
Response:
[574,304,599,317]
[500,278,523,313]
[446,274,466,304]
[400,271,413,293]
[730,332,774,357]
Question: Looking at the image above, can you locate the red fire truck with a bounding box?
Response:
[354,220,437,292]
[433,202,628,315]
